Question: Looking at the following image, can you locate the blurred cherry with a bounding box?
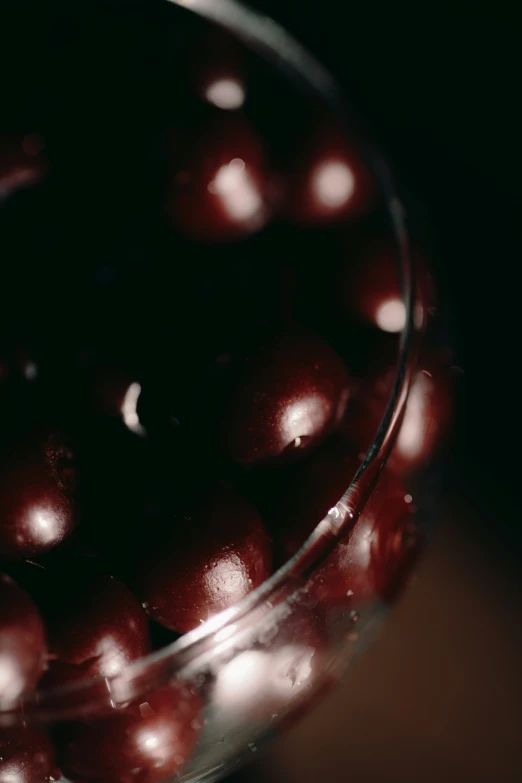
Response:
[342,346,456,475]
[282,122,375,224]
[0,574,46,704]
[340,233,435,333]
[0,135,48,203]
[193,30,246,111]
[0,726,58,783]
[392,352,455,474]
[220,328,350,465]
[0,427,77,560]
[135,484,272,633]
[270,430,420,605]
[164,114,269,242]
[213,606,326,720]
[0,341,39,388]
[281,466,419,605]
[331,475,419,603]
[58,684,202,783]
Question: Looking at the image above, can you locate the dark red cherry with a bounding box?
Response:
[59,684,202,783]
[135,485,272,633]
[31,565,151,688]
[0,574,46,704]
[282,122,375,224]
[0,427,77,560]
[283,470,418,605]
[340,233,435,332]
[220,329,350,465]
[268,437,360,559]
[342,347,455,475]
[0,726,58,783]
[391,354,455,474]
[332,474,419,603]
[164,114,269,242]
[0,135,48,202]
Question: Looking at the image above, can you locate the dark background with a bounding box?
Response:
[244,0,522,548]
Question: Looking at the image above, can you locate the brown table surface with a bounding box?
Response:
[242,502,522,783]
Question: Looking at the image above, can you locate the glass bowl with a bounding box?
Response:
[0,1,455,782]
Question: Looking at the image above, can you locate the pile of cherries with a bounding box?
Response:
[0,10,454,783]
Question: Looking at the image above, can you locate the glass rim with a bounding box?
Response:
[0,0,417,724]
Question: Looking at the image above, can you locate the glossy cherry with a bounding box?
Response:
[164,113,269,242]
[0,726,58,783]
[0,135,48,202]
[340,233,435,332]
[0,427,77,560]
[135,485,272,633]
[0,574,46,704]
[282,122,375,224]
[220,328,350,465]
[58,684,202,783]
[31,564,151,688]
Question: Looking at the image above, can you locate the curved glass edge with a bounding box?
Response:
[0,0,417,723]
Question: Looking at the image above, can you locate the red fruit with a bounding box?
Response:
[220,329,350,465]
[0,428,77,560]
[340,234,435,333]
[342,347,455,475]
[48,576,150,685]
[59,684,202,783]
[0,574,47,704]
[282,123,375,224]
[275,440,419,605]
[0,135,48,202]
[29,565,151,689]
[165,114,269,242]
[135,485,272,633]
[269,436,360,557]
[0,726,58,783]
[308,475,419,605]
